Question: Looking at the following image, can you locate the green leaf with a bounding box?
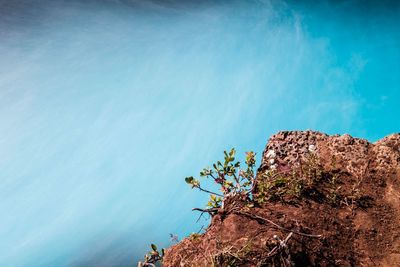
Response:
[185,176,194,184]
[161,248,165,256]
[229,148,236,157]
[274,178,287,186]
[151,244,158,251]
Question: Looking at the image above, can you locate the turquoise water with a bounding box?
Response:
[0,1,399,266]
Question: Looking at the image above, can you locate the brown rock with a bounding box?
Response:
[163,131,400,266]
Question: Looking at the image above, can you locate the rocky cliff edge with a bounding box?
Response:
[163,131,400,266]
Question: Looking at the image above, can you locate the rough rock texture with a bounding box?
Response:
[163,131,400,266]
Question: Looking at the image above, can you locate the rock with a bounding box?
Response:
[163,131,400,266]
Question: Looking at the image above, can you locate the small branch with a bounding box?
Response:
[266,232,293,258]
[195,211,206,223]
[196,225,205,234]
[192,207,219,213]
[195,185,223,197]
[192,207,219,221]
[247,177,256,196]
[235,211,322,238]
[209,173,217,181]
[232,173,241,191]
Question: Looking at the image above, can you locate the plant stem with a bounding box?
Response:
[236,211,322,238]
[192,207,219,213]
[196,185,223,197]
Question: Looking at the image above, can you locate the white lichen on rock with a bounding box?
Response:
[266,149,276,158]
[308,144,316,153]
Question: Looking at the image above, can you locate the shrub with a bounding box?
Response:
[255,152,325,203]
[185,148,257,211]
[138,244,164,267]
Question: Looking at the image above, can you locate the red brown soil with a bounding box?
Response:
[163,131,400,266]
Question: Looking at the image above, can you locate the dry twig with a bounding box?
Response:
[235,211,322,238]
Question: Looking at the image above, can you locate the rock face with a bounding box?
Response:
[163,131,400,266]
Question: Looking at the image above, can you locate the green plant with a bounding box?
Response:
[255,152,325,204]
[185,149,257,212]
[207,194,222,209]
[138,244,164,267]
[139,147,329,267]
[211,241,253,267]
[327,171,341,205]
